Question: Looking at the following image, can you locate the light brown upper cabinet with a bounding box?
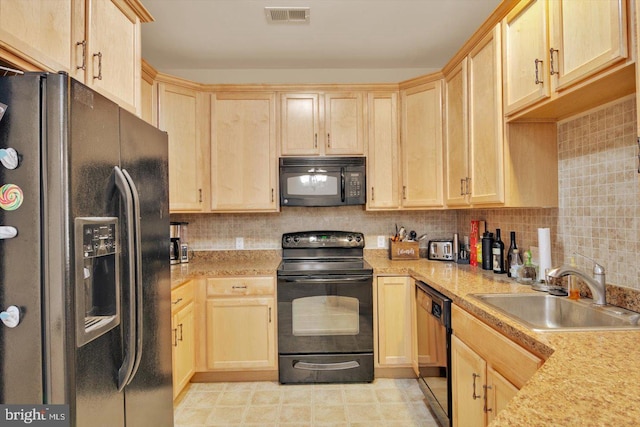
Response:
[158,81,209,212]
[445,24,504,207]
[366,92,400,210]
[548,0,628,92]
[210,92,278,212]
[79,0,144,114]
[400,80,444,208]
[636,0,640,136]
[0,0,151,114]
[502,0,550,115]
[280,92,365,156]
[0,0,73,72]
[503,0,630,118]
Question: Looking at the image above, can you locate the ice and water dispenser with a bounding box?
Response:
[74,217,120,346]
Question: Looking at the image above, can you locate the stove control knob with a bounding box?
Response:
[355,235,362,243]
[284,236,292,244]
[293,236,300,244]
[347,235,353,242]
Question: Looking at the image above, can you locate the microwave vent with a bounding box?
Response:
[265,7,310,24]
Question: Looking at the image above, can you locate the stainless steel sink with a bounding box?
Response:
[469,293,640,332]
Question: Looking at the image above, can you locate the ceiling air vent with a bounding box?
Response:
[265,7,310,24]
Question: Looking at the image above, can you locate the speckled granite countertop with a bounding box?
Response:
[170,250,280,289]
[172,250,640,426]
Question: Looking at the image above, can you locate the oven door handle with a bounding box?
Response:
[293,360,360,371]
[279,275,372,283]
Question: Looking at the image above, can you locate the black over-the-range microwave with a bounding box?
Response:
[279,157,366,207]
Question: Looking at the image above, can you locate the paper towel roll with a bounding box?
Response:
[537,228,552,281]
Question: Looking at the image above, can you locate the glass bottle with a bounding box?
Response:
[568,256,580,300]
[492,228,505,274]
[509,248,523,279]
[506,231,521,277]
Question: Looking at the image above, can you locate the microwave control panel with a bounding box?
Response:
[345,171,365,204]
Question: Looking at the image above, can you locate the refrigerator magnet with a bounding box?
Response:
[0,148,19,169]
[0,183,23,210]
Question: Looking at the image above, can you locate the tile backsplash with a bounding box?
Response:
[173,96,639,291]
[172,208,457,251]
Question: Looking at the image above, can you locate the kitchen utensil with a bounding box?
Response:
[398,226,406,241]
[417,233,428,241]
[409,230,417,241]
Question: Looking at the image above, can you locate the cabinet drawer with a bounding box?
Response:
[171,280,194,313]
[206,277,275,297]
[452,305,542,389]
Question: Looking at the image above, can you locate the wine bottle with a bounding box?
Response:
[492,228,505,274]
[506,231,521,277]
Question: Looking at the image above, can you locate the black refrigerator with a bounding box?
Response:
[0,72,173,426]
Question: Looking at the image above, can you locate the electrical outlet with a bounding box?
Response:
[235,237,244,249]
[377,235,386,248]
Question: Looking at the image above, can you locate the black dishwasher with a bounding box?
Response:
[415,281,452,427]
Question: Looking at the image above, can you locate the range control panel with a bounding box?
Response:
[282,231,365,249]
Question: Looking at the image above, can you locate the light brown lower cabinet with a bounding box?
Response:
[204,277,276,370]
[451,305,543,426]
[171,280,196,399]
[376,276,412,367]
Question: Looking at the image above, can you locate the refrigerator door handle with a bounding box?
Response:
[122,168,143,385]
[113,166,137,391]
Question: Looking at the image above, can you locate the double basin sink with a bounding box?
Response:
[470,293,640,332]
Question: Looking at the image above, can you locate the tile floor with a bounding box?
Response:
[174,379,440,427]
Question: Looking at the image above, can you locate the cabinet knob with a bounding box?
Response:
[534,59,543,85]
[76,41,86,70]
[93,52,102,80]
[483,384,493,413]
[549,48,559,76]
[472,373,481,400]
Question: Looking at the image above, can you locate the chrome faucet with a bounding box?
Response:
[546,255,607,305]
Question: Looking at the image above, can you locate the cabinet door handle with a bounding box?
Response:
[314,133,318,148]
[271,188,275,203]
[636,137,639,174]
[268,307,272,323]
[534,59,543,85]
[549,48,559,76]
[76,40,86,70]
[178,323,184,341]
[465,177,471,196]
[172,298,183,305]
[327,133,331,148]
[402,186,407,200]
[198,188,202,203]
[472,373,481,400]
[460,178,465,196]
[371,187,375,201]
[93,52,102,80]
[172,328,178,347]
[232,285,247,290]
[483,384,493,413]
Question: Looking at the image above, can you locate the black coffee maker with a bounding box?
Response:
[170,222,181,264]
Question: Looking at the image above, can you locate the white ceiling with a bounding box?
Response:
[141,0,502,84]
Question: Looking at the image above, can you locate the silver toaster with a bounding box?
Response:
[427,239,454,261]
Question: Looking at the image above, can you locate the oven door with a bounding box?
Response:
[277,273,374,383]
